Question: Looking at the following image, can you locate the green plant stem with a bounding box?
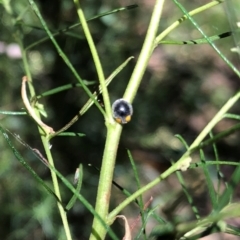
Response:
[155,0,224,46]
[42,141,72,240]
[175,168,200,219]
[0,124,118,239]
[86,1,166,237]
[173,0,240,78]
[108,90,240,221]
[90,124,122,239]
[28,0,105,117]
[25,5,138,51]
[109,0,240,222]
[123,0,165,103]
[51,57,133,138]
[73,0,112,123]
[89,1,165,238]
[72,3,135,238]
[17,35,72,240]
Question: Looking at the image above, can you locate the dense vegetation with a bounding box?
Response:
[0,0,240,239]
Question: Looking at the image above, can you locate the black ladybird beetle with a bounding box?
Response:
[112,99,133,124]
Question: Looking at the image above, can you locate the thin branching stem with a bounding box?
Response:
[155,0,224,46]
[16,23,73,240]
[108,90,240,220]
[73,0,112,123]
[123,0,165,103]
[90,0,165,238]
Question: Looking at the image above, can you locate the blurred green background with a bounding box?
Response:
[0,0,240,239]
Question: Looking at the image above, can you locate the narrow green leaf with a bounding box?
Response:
[25,4,138,50]
[57,132,85,137]
[191,123,240,153]
[155,0,224,46]
[0,124,64,207]
[36,81,96,99]
[217,164,240,211]
[127,150,147,239]
[88,164,141,206]
[0,110,27,115]
[28,0,105,118]
[160,31,232,45]
[51,56,134,138]
[173,0,240,78]
[224,0,240,56]
[209,132,228,205]
[224,113,240,120]
[66,164,83,211]
[200,150,217,209]
[175,134,189,149]
[190,160,240,168]
[0,125,118,239]
[174,162,200,219]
